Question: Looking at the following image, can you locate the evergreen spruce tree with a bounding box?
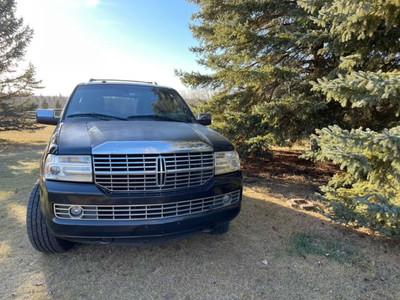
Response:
[181,0,400,236]
[301,0,400,237]
[40,98,49,109]
[55,97,62,109]
[177,0,389,157]
[0,0,41,132]
[177,1,329,157]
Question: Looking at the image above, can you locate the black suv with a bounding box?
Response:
[27,79,242,253]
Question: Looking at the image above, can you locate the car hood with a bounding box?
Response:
[55,120,234,155]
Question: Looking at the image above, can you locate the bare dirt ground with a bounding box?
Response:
[1,127,399,300]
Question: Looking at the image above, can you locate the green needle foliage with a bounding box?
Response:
[301,0,400,237]
[0,0,41,132]
[181,0,400,236]
[178,0,398,158]
[304,126,400,237]
[177,0,340,157]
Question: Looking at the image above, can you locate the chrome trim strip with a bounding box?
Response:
[54,190,241,221]
[92,141,213,155]
[94,166,214,176]
[156,155,167,187]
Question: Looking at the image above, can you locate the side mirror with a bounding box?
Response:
[197,113,212,126]
[36,109,60,125]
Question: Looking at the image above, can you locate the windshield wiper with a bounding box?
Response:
[66,113,127,120]
[126,114,186,122]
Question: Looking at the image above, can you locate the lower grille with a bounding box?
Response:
[54,190,240,221]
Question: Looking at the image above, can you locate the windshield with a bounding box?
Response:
[63,84,195,122]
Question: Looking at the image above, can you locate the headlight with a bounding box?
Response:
[215,151,240,175]
[44,154,92,182]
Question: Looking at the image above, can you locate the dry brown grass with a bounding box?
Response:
[0,126,54,145]
[0,126,399,300]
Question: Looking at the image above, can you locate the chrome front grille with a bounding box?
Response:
[54,190,241,220]
[93,151,214,192]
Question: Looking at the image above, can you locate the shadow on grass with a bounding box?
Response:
[0,139,45,192]
[242,150,339,185]
[244,176,320,200]
[2,189,400,299]
[0,139,47,152]
[1,142,400,299]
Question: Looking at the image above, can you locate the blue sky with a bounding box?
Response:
[17,0,202,95]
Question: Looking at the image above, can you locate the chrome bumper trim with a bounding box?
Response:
[54,190,240,221]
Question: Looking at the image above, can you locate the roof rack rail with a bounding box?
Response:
[88,78,158,85]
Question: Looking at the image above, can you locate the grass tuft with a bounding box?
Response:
[288,232,356,263]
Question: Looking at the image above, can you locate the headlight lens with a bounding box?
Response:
[215,151,240,175]
[44,154,92,182]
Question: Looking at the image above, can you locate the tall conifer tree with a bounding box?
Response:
[301,0,400,237]
[0,0,41,132]
[180,0,400,235]
[178,0,396,157]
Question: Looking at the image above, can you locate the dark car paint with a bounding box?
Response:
[40,172,242,243]
[38,83,242,244]
[54,120,233,155]
[53,205,241,245]
[47,120,234,155]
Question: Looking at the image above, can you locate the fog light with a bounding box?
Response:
[50,166,61,175]
[223,194,231,205]
[70,206,83,217]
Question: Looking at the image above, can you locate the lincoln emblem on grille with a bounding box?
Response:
[156,155,167,187]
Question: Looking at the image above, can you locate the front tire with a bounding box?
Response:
[210,222,230,234]
[26,181,74,253]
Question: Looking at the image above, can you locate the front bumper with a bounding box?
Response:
[39,171,242,244]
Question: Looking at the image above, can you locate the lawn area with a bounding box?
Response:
[0,127,399,299]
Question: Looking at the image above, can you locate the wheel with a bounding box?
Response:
[210,222,230,234]
[26,181,74,253]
